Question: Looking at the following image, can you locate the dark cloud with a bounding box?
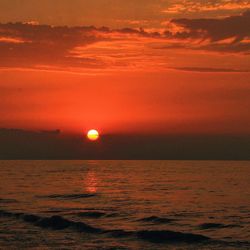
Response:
[0,12,249,71]
[0,23,111,68]
[171,10,250,41]
[201,42,250,54]
[169,10,250,53]
[0,22,155,69]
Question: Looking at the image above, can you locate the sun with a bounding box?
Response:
[87,129,99,141]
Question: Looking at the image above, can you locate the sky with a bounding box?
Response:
[0,0,250,135]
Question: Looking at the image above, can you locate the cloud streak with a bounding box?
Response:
[171,67,250,73]
[0,11,249,72]
[163,0,250,15]
[167,11,250,53]
[171,11,250,42]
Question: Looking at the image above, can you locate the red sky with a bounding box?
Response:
[0,0,249,135]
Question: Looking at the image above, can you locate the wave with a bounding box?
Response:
[76,211,107,218]
[136,230,210,243]
[37,216,102,233]
[106,229,210,243]
[198,223,239,230]
[0,209,209,242]
[138,216,175,224]
[0,209,101,233]
[0,209,213,245]
[106,229,134,238]
[0,198,17,203]
[38,193,96,200]
[76,211,119,218]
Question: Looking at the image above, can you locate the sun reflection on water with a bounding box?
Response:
[85,171,98,193]
[84,161,99,194]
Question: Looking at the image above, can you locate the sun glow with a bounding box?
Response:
[87,129,99,141]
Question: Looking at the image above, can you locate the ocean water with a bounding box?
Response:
[0,160,249,250]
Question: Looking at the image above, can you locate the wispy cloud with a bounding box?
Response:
[170,11,250,41]
[168,11,250,53]
[0,11,249,73]
[163,0,250,15]
[0,36,25,43]
[171,67,250,73]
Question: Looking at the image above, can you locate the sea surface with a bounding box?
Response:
[0,160,249,249]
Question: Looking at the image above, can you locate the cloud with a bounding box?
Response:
[0,36,25,43]
[0,22,160,71]
[169,11,250,53]
[0,22,166,72]
[163,0,250,15]
[201,41,250,54]
[172,67,250,73]
[171,11,250,41]
[0,23,110,68]
[0,12,249,73]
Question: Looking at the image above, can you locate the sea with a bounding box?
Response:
[0,160,249,249]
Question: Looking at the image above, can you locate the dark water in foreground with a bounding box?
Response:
[0,160,249,249]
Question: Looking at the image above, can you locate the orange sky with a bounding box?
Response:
[0,0,249,135]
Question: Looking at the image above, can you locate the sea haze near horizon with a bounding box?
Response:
[0,160,249,249]
[1,128,250,159]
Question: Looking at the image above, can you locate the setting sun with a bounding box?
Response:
[87,129,99,141]
[0,1,249,250]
